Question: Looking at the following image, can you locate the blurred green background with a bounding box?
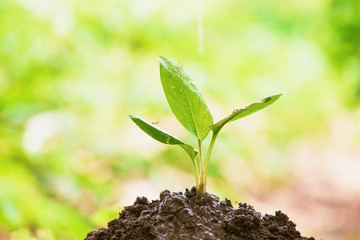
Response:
[1,0,360,239]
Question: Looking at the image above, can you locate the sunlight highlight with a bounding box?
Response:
[23,112,63,153]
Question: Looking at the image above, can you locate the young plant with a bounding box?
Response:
[130,56,286,198]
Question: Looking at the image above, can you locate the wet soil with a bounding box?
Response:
[85,187,315,240]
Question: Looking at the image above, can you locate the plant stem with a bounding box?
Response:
[191,157,200,192]
[197,139,205,197]
[198,139,204,172]
[202,131,219,192]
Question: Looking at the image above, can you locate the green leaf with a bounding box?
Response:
[159,56,213,140]
[212,93,286,133]
[129,115,198,159]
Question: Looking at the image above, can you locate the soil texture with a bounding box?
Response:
[85,187,314,240]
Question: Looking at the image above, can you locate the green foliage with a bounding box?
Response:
[129,115,198,159]
[327,0,360,104]
[131,56,285,197]
[159,56,213,141]
[212,93,285,134]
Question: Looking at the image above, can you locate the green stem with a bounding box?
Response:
[198,139,204,172]
[191,157,200,191]
[203,131,219,192]
[197,139,205,197]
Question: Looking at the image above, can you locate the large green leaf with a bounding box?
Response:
[159,56,213,140]
[129,115,198,159]
[212,93,286,134]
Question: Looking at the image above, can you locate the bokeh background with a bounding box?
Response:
[1,0,360,239]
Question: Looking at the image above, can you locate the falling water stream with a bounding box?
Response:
[198,0,204,55]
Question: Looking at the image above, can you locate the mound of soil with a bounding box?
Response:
[85,187,314,240]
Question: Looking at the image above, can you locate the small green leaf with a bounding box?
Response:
[212,93,286,133]
[159,56,213,141]
[129,115,198,159]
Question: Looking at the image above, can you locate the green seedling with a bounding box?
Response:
[130,56,286,198]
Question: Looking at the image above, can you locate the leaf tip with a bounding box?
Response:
[263,92,288,102]
[158,55,168,64]
[129,115,140,122]
[158,56,181,71]
[278,92,289,96]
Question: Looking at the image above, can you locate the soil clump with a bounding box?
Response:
[85,187,314,240]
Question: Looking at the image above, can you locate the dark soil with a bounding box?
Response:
[85,187,315,240]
